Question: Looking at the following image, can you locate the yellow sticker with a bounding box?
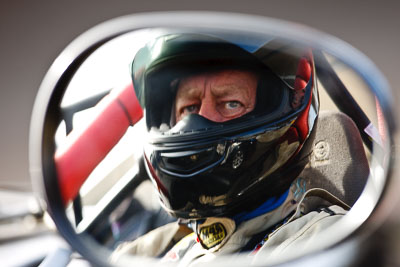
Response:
[198,223,227,249]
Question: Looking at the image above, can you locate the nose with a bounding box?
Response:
[198,97,225,122]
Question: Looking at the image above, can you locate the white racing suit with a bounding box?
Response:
[112,176,349,266]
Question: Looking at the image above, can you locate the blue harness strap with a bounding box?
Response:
[233,190,289,225]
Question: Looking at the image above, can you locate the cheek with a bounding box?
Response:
[248,92,257,110]
[175,108,181,122]
[248,80,258,104]
[241,86,257,112]
[233,74,258,110]
[175,104,186,122]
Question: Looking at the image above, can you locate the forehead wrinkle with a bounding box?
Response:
[177,69,258,101]
[177,76,206,99]
[209,71,258,99]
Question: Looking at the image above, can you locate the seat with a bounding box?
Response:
[299,110,370,207]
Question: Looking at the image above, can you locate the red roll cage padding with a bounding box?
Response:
[54,83,143,205]
[375,97,386,144]
[293,50,313,142]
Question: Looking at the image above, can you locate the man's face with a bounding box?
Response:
[175,69,258,123]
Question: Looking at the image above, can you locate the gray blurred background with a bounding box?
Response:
[1,0,399,192]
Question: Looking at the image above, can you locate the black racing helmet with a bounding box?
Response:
[131,32,319,219]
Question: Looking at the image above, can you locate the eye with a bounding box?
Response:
[219,101,245,118]
[225,101,243,110]
[175,100,201,122]
[182,105,200,115]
